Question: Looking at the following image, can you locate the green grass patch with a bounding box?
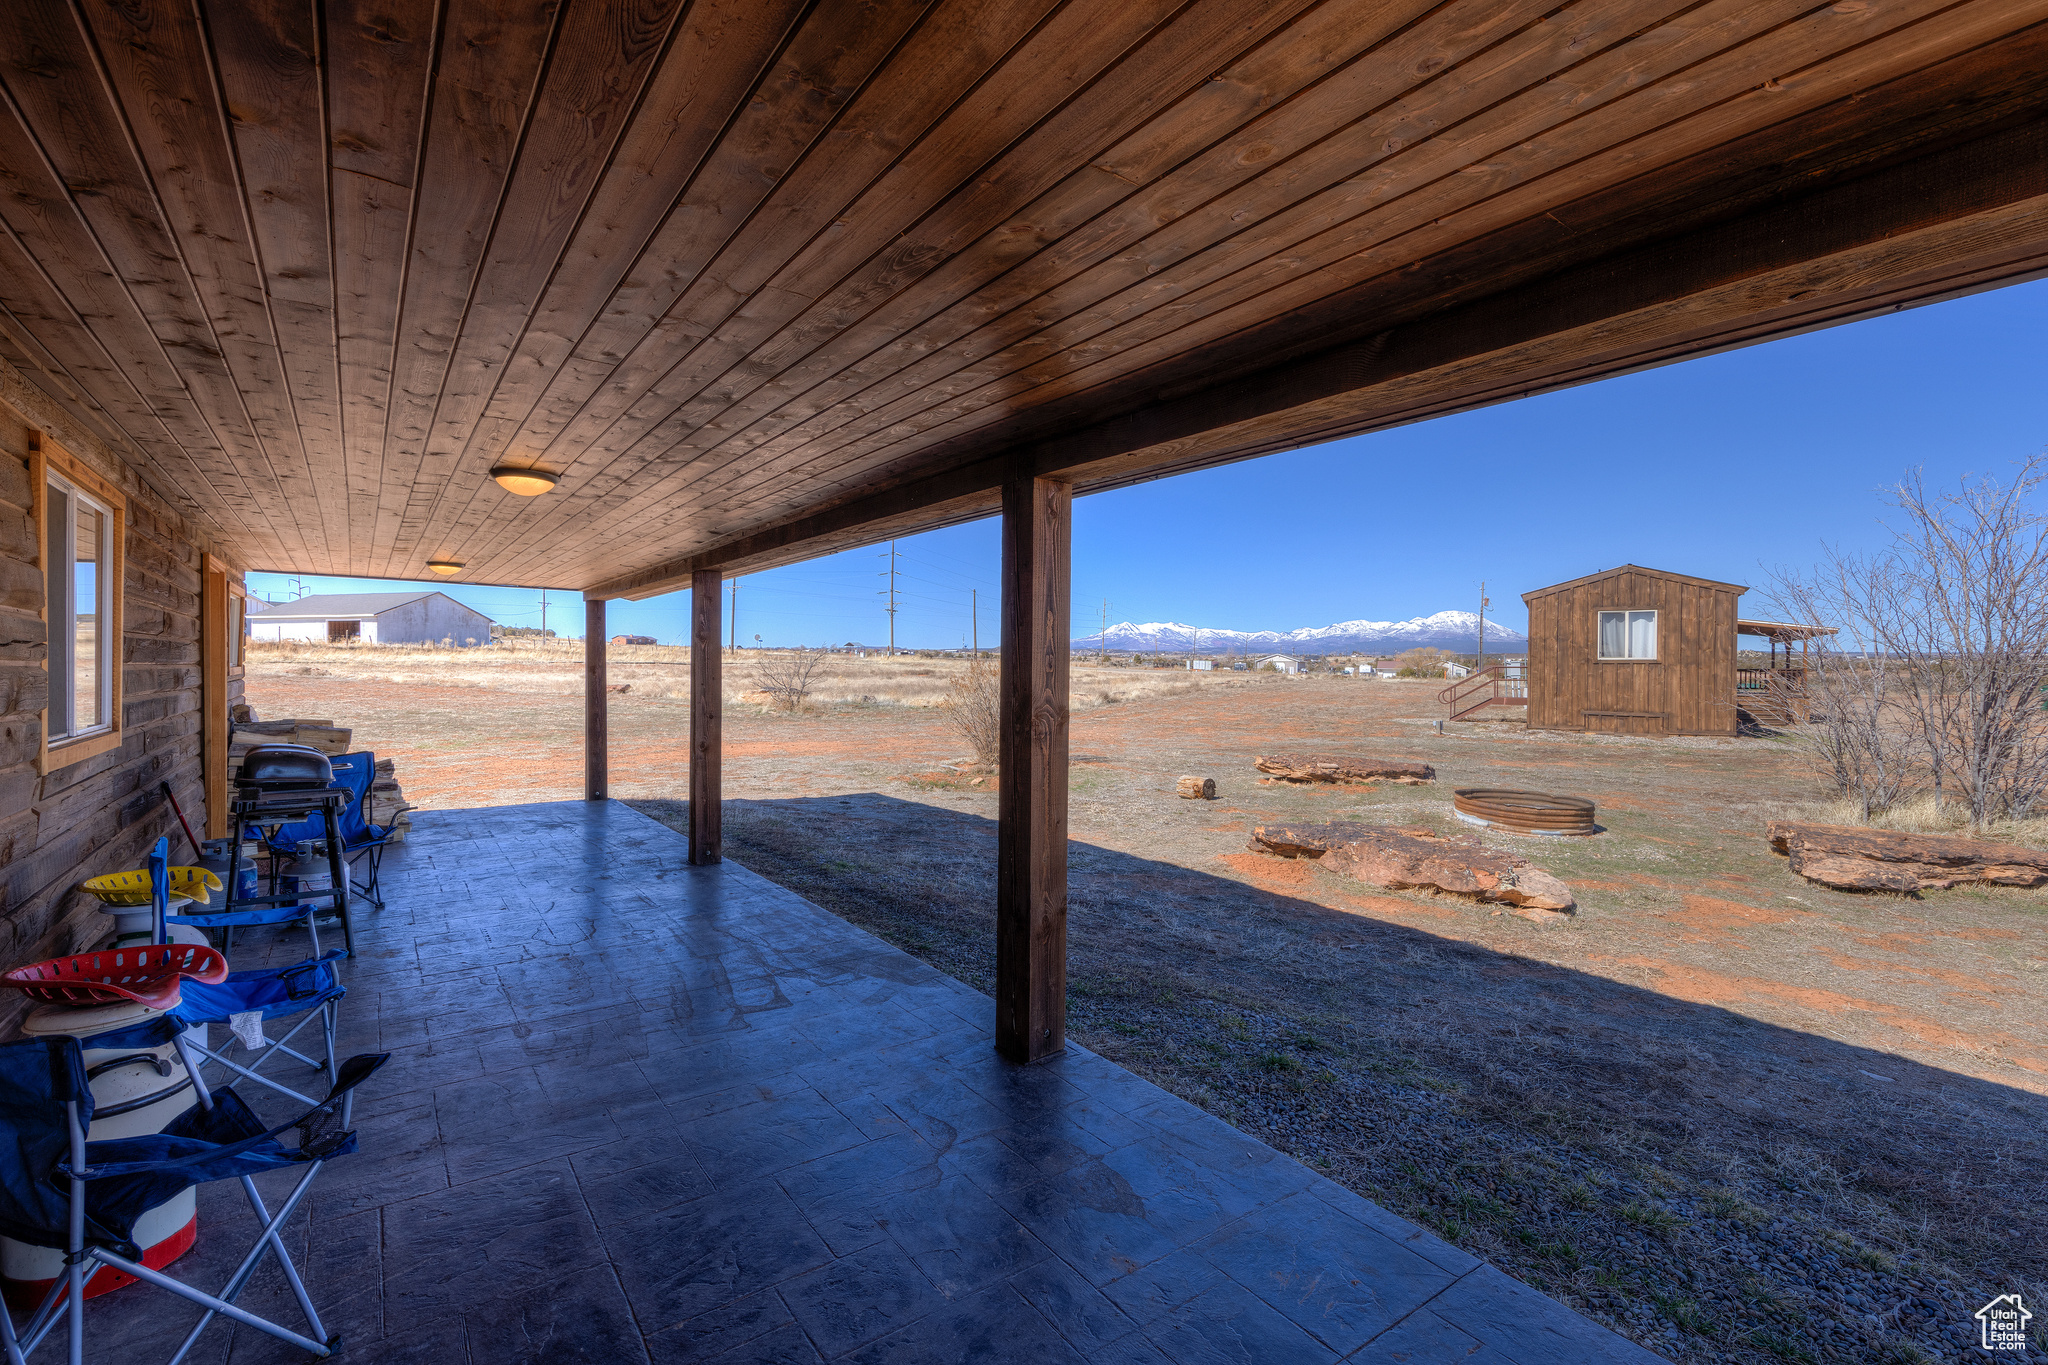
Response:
[1650,1292,1716,1336]
[1749,1328,1818,1363]
[1616,1201,1686,1234]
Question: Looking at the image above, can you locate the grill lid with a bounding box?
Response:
[237,744,334,792]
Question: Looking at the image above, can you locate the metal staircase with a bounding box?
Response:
[1439,662,1528,722]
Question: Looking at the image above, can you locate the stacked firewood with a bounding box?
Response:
[229,704,416,842]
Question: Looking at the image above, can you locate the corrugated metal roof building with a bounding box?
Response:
[247,591,494,646]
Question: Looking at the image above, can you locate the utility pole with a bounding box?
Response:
[1477,581,1488,667]
[880,541,899,655]
[971,588,978,657]
[1100,599,1108,664]
[729,577,737,655]
[540,590,548,639]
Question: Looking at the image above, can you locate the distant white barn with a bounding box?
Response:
[1256,654,1301,674]
[247,591,494,646]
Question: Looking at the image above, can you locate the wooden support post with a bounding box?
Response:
[584,597,607,801]
[996,474,1071,1064]
[690,569,722,865]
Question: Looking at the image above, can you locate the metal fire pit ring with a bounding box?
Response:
[1453,788,1598,837]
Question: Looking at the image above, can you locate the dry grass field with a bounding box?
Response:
[247,642,2046,1365]
[249,637,1233,709]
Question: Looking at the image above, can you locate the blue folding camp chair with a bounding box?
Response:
[0,1035,385,1365]
[168,952,347,1109]
[263,754,403,911]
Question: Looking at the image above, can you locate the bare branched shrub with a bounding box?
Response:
[944,660,1000,766]
[756,648,825,712]
[1768,455,2048,828]
[1395,646,1452,677]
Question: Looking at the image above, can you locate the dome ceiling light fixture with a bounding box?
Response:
[490,465,559,496]
[426,560,464,575]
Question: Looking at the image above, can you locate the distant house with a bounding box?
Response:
[611,634,658,645]
[246,591,493,646]
[1443,661,1471,678]
[1256,655,1301,674]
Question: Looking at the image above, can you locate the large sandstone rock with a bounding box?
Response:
[1253,753,1435,785]
[1250,821,1575,920]
[1767,821,2048,891]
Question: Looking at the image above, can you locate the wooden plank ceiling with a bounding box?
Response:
[0,0,2045,592]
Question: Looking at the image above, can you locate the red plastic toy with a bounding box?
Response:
[1,944,229,1011]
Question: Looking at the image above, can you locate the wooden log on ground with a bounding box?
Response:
[1250,821,1574,919]
[1253,753,1435,785]
[1766,821,2048,891]
[1176,776,1216,800]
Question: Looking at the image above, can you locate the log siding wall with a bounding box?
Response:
[0,363,242,1035]
[1523,567,1744,737]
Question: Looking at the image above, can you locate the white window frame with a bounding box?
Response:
[34,440,125,770]
[1596,609,1659,661]
[228,584,245,670]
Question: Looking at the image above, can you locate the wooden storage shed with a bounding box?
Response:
[1522,566,1746,737]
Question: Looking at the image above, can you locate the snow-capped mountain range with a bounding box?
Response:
[1071,611,1526,655]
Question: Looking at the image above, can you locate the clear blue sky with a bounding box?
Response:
[252,278,2048,645]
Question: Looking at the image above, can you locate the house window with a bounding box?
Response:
[36,442,125,766]
[1598,610,1657,660]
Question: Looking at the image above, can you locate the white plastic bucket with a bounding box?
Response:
[3,999,206,1304]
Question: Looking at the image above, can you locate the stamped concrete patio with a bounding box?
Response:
[87,801,1662,1363]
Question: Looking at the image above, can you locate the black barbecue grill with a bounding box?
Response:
[236,744,335,794]
[197,744,356,956]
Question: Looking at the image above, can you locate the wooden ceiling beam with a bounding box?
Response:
[524,0,2044,584]
[588,108,2048,598]
[672,0,2041,531]
[201,0,351,572]
[79,0,338,570]
[366,0,560,577]
[474,0,1330,583]
[377,0,695,583]
[417,0,810,577]
[325,0,441,578]
[448,0,1105,580]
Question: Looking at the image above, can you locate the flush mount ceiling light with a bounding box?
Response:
[426,560,464,575]
[490,465,559,496]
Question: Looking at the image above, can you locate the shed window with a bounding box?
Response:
[1598,610,1657,660]
[45,474,117,740]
